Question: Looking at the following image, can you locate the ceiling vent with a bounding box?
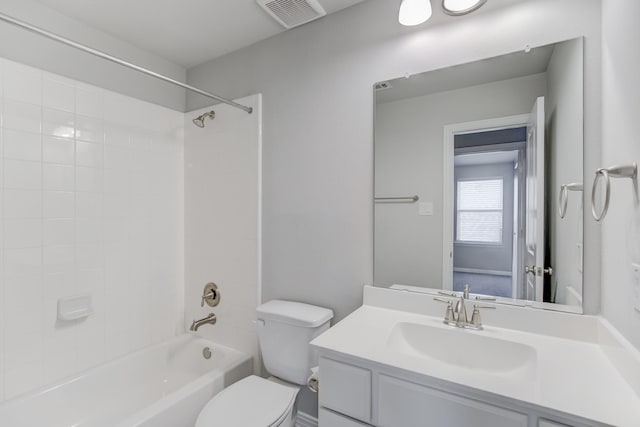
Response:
[257,0,327,29]
[374,81,393,91]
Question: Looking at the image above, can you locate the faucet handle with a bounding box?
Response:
[201,283,220,307]
[463,284,470,299]
[469,304,496,330]
[473,295,497,302]
[433,298,456,325]
[437,290,457,297]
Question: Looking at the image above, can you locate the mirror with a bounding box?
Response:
[374,38,584,312]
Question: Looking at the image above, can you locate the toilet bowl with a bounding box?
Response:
[195,300,333,427]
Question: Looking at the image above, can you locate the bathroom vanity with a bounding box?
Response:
[311,286,640,427]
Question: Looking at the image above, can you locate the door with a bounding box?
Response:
[524,97,545,301]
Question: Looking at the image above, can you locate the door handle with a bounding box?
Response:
[525,266,553,276]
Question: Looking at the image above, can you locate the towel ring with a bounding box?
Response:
[558,182,583,219]
[591,163,637,222]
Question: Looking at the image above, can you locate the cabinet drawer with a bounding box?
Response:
[319,408,371,427]
[319,357,371,423]
[378,374,528,427]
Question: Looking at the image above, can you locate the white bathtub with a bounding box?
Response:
[0,334,253,427]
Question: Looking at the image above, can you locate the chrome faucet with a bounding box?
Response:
[190,313,217,331]
[454,295,468,328]
[435,293,495,331]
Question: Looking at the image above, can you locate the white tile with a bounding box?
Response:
[3,190,42,219]
[3,219,42,248]
[104,169,129,194]
[43,164,74,191]
[3,129,41,161]
[103,218,128,242]
[76,115,104,143]
[43,136,75,165]
[76,192,102,218]
[4,247,42,302]
[104,124,129,146]
[43,245,74,273]
[43,271,75,300]
[76,141,103,167]
[43,191,74,219]
[4,60,42,105]
[3,159,42,190]
[76,85,103,118]
[43,75,75,113]
[76,243,102,268]
[43,108,74,139]
[76,167,103,193]
[3,99,41,133]
[104,193,130,218]
[76,268,104,293]
[43,219,74,246]
[104,145,131,170]
[76,218,103,244]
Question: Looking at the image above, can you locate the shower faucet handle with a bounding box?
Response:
[201,283,220,307]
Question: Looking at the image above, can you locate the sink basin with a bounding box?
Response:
[387,322,536,374]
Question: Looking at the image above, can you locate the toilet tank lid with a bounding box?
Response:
[257,300,334,327]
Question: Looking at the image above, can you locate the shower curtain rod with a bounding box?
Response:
[0,12,253,114]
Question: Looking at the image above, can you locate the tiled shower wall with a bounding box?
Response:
[0,58,185,401]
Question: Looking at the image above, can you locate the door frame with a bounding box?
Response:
[442,114,530,291]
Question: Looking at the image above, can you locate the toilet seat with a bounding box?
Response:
[195,375,298,427]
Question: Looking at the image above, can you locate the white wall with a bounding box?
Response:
[546,39,584,305]
[0,58,185,400]
[374,74,545,287]
[0,0,187,111]
[186,0,603,321]
[601,0,640,349]
[184,95,262,373]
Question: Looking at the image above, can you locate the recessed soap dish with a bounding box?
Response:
[57,295,94,321]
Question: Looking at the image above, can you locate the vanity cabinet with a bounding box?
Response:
[318,356,600,427]
[377,374,527,427]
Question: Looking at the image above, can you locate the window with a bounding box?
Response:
[456,178,503,243]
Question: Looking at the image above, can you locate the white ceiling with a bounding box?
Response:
[33,0,365,68]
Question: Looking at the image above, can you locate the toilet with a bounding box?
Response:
[195,300,333,427]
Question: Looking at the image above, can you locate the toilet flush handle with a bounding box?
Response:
[253,319,265,328]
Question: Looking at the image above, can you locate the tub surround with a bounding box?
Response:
[311,286,640,426]
[184,94,262,374]
[0,57,185,401]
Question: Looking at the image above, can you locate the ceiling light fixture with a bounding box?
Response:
[398,0,433,26]
[442,0,487,16]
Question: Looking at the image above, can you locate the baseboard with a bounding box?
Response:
[295,411,319,427]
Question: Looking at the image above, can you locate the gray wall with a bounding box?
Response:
[186,0,603,329]
[454,162,515,274]
[0,0,187,110]
[601,0,640,349]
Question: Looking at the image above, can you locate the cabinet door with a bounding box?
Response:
[319,358,372,423]
[378,374,528,427]
[319,408,371,427]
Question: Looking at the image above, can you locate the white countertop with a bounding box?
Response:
[311,287,640,427]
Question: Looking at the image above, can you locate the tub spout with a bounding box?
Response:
[190,313,217,331]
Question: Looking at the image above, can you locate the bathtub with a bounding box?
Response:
[0,334,253,427]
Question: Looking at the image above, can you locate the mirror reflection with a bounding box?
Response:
[374,38,584,310]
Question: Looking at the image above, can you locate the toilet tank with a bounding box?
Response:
[256,300,333,385]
